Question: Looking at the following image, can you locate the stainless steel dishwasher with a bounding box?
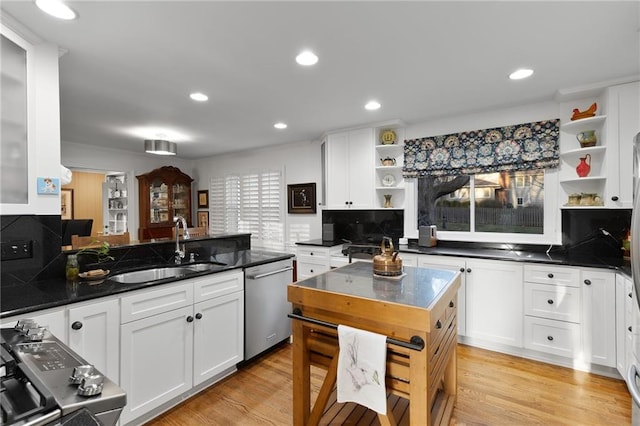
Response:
[244,258,294,360]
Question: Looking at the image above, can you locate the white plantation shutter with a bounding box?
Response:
[209,177,225,234]
[209,170,283,248]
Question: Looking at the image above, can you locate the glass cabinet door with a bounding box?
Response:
[149,180,169,224]
[172,182,189,219]
[1,33,28,204]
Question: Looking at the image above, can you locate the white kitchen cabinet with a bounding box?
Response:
[324,128,374,209]
[68,297,120,383]
[120,304,193,425]
[523,264,582,358]
[416,255,466,336]
[296,246,332,280]
[582,269,616,367]
[616,273,634,377]
[605,81,640,208]
[465,259,523,348]
[119,270,244,425]
[192,271,244,385]
[1,306,67,343]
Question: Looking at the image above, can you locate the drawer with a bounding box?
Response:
[121,281,193,324]
[524,316,581,358]
[524,282,581,323]
[297,247,330,258]
[193,270,244,302]
[296,261,329,279]
[524,264,580,287]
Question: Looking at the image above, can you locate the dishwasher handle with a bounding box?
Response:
[246,266,293,280]
[628,364,640,406]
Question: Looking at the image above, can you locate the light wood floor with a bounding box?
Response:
[145,342,631,425]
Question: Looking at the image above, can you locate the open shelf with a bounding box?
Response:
[560,115,606,134]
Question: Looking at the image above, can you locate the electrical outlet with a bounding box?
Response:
[1,240,33,260]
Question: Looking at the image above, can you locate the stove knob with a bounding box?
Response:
[69,365,95,384]
[25,327,46,342]
[78,373,104,396]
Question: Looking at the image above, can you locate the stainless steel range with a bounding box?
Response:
[1,320,126,426]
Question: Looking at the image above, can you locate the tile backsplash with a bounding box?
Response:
[1,215,63,284]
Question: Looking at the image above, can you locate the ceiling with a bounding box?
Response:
[1,1,639,159]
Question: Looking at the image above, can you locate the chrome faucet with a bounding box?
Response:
[173,215,189,264]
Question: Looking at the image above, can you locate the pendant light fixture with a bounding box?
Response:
[144,139,177,156]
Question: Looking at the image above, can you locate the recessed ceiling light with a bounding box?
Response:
[365,101,381,111]
[190,92,208,102]
[296,50,318,66]
[274,122,287,130]
[509,68,534,80]
[35,0,77,20]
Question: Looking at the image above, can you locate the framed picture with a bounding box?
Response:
[288,183,316,214]
[197,190,209,208]
[197,211,209,228]
[61,188,74,220]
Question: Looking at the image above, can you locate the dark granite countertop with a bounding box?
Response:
[295,239,632,277]
[290,261,459,308]
[1,249,293,319]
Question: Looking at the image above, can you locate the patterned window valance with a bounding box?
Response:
[403,119,560,178]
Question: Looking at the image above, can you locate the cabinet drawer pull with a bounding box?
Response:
[186,315,194,323]
[449,300,455,308]
[195,313,203,320]
[547,335,554,341]
[547,299,554,305]
[611,196,619,201]
[584,279,592,286]
[435,320,442,329]
[71,321,83,330]
[547,273,554,279]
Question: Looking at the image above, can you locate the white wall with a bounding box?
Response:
[192,139,323,249]
[61,141,194,237]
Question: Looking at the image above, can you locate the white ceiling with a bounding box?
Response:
[1,1,639,159]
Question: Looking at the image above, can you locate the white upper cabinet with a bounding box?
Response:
[324,128,374,209]
[605,81,640,208]
[1,18,61,215]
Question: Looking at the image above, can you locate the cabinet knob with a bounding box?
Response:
[547,335,554,341]
[629,326,633,332]
[449,301,455,308]
[349,201,353,205]
[629,293,633,299]
[345,201,349,205]
[186,316,194,323]
[584,279,592,286]
[435,320,442,329]
[195,313,203,320]
[310,269,314,273]
[611,196,619,201]
[466,268,471,273]
[547,273,554,279]
[310,252,313,256]
[71,321,83,330]
[459,267,465,273]
[547,299,554,305]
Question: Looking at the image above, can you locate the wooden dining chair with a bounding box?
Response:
[71,232,130,249]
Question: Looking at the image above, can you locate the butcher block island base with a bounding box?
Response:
[288,262,461,426]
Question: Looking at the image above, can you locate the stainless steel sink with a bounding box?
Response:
[184,262,227,273]
[109,262,227,284]
[110,267,196,284]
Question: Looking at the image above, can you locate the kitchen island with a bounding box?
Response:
[287,262,461,425]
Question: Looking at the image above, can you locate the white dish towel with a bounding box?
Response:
[336,325,387,414]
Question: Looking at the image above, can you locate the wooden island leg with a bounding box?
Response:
[292,320,311,425]
[409,335,429,425]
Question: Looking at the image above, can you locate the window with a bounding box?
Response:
[418,169,545,235]
[210,170,283,249]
